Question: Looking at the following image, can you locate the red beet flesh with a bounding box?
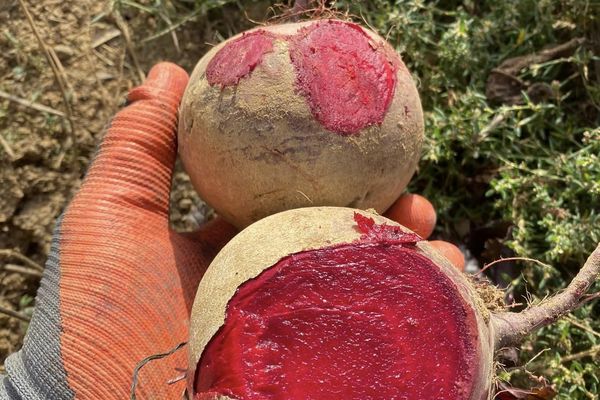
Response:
[206,31,275,87]
[195,241,479,399]
[289,20,397,135]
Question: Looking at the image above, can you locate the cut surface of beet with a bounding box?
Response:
[289,20,397,135]
[206,30,276,87]
[195,241,479,399]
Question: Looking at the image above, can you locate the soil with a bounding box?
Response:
[0,0,268,371]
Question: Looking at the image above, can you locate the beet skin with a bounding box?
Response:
[189,208,494,400]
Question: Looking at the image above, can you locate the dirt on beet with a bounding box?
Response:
[0,0,270,371]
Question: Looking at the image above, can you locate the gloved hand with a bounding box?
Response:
[1,63,237,400]
[1,63,462,400]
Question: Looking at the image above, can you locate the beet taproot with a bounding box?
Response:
[188,207,600,400]
[187,207,490,399]
[178,20,424,228]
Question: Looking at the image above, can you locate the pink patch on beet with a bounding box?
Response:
[206,30,276,87]
[195,241,479,399]
[289,20,398,135]
[353,212,422,243]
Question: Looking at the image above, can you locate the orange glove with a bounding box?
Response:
[0,63,463,400]
[385,193,465,271]
[1,63,237,399]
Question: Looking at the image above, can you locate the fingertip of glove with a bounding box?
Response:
[129,62,189,103]
[147,62,189,96]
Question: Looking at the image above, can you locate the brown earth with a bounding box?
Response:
[0,0,269,371]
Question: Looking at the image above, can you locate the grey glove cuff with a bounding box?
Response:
[0,217,74,400]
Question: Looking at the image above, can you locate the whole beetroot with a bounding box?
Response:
[178,19,424,227]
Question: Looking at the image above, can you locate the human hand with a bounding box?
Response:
[385,193,466,271]
[1,62,237,400]
[0,63,463,400]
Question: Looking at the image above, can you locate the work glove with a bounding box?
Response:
[1,63,237,400]
[1,62,460,400]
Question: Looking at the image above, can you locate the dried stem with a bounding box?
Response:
[0,249,44,272]
[565,315,600,339]
[492,243,600,350]
[0,89,66,117]
[581,291,600,303]
[559,344,600,363]
[141,9,202,44]
[0,134,16,159]
[130,342,187,400]
[91,28,121,48]
[0,305,31,323]
[2,263,43,278]
[112,10,145,84]
[17,0,78,155]
[291,0,309,20]
[478,256,551,275]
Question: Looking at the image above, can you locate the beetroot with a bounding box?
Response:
[188,208,600,400]
[178,20,424,228]
[189,208,491,399]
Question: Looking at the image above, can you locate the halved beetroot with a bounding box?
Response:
[188,207,600,399]
[188,208,493,399]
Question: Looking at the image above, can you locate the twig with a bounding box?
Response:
[111,40,127,103]
[0,134,15,159]
[112,11,145,83]
[295,190,313,204]
[0,89,66,117]
[580,292,600,305]
[0,249,44,272]
[130,342,187,400]
[564,315,600,339]
[167,373,186,385]
[2,264,43,278]
[41,48,73,170]
[559,344,600,363]
[17,0,77,150]
[85,19,121,116]
[476,112,506,144]
[478,256,552,275]
[91,28,121,49]
[493,243,600,349]
[93,48,116,67]
[48,47,75,97]
[157,11,180,53]
[140,8,203,44]
[523,348,550,368]
[291,0,309,20]
[267,1,348,24]
[0,304,31,323]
